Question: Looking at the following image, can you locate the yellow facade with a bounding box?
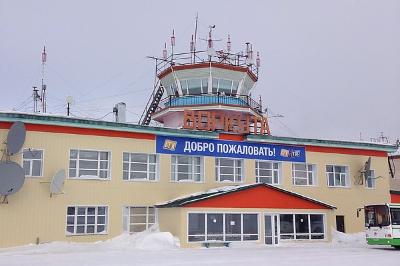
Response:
[0,115,395,248]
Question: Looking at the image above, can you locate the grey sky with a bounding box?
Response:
[1,0,399,142]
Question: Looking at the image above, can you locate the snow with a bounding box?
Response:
[1,229,399,266]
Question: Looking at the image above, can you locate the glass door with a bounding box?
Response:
[265,214,279,245]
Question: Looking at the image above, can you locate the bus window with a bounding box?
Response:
[391,209,400,225]
[364,205,390,227]
[365,207,375,227]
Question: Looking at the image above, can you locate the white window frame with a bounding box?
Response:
[292,163,317,186]
[277,212,326,241]
[187,212,260,243]
[122,152,159,182]
[211,78,240,95]
[123,206,157,233]
[325,165,350,188]
[22,148,44,177]
[68,149,111,180]
[180,78,208,95]
[365,169,376,189]
[171,155,204,182]
[215,158,244,183]
[255,160,281,185]
[65,205,108,235]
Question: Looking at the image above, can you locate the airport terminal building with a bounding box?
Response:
[0,37,397,248]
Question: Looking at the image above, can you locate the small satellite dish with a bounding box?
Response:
[6,121,26,156]
[50,169,66,196]
[0,161,25,197]
[66,96,74,105]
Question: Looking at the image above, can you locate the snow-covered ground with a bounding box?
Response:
[0,230,399,266]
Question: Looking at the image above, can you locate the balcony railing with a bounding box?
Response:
[156,94,263,115]
[150,50,259,80]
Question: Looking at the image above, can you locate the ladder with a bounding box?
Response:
[139,82,165,126]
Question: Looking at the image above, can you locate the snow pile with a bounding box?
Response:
[0,228,179,255]
[331,229,366,247]
[102,229,180,250]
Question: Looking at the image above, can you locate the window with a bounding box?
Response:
[216,158,243,182]
[23,149,43,177]
[69,150,110,179]
[255,161,280,184]
[180,78,208,95]
[167,83,178,95]
[390,208,400,226]
[292,163,316,186]
[188,213,259,242]
[123,206,157,233]
[326,165,349,187]
[171,155,203,182]
[279,214,325,240]
[123,153,158,181]
[66,206,107,235]
[365,170,375,189]
[364,205,390,227]
[211,78,239,95]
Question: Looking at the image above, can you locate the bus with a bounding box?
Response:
[363,203,400,249]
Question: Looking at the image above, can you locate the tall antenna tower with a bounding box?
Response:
[41,46,47,113]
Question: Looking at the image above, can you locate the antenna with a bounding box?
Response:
[193,13,198,63]
[32,86,41,113]
[170,30,175,63]
[163,42,167,61]
[245,43,254,66]
[190,34,195,54]
[41,46,47,113]
[207,25,216,59]
[66,96,74,116]
[227,34,231,53]
[256,52,260,68]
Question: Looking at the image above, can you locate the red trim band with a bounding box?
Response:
[0,122,155,140]
[306,145,387,157]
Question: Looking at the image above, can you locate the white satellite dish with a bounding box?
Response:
[66,96,74,105]
[50,169,66,197]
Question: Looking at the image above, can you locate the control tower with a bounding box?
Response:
[140,25,270,135]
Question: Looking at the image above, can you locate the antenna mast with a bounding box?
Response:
[32,86,40,113]
[193,13,198,63]
[41,46,47,113]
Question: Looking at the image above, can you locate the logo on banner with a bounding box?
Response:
[163,139,177,151]
[280,149,302,158]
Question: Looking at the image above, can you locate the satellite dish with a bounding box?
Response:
[364,157,372,180]
[66,96,74,105]
[0,161,25,197]
[50,169,66,196]
[6,122,26,156]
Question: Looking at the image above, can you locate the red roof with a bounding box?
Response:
[157,183,335,209]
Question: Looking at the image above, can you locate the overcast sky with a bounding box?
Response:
[0,0,399,142]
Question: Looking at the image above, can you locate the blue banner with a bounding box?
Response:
[156,135,306,162]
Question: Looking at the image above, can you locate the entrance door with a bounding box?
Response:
[265,214,279,245]
[336,215,345,233]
